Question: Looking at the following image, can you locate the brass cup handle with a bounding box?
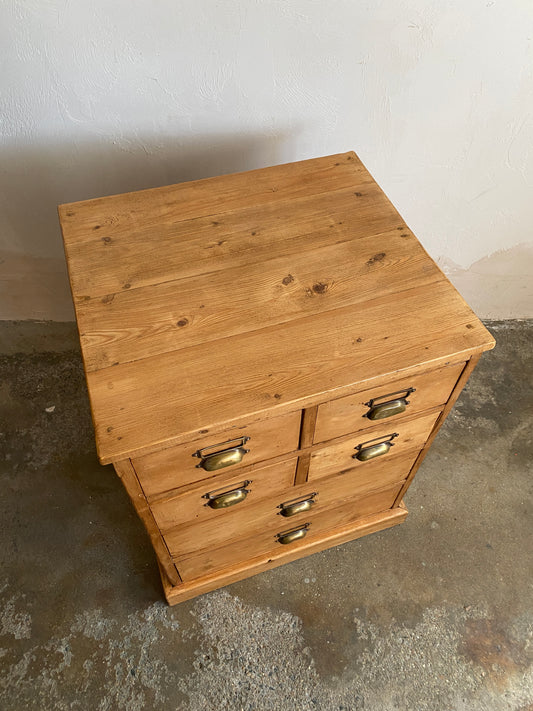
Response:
[364,388,415,421]
[276,523,311,545]
[193,436,250,471]
[278,493,317,517]
[353,433,398,461]
[203,480,252,509]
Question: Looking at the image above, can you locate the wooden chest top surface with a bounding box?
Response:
[59,151,495,464]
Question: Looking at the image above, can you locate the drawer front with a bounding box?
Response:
[315,448,418,502]
[151,458,298,531]
[175,484,403,581]
[131,410,302,498]
[314,362,464,444]
[162,449,416,559]
[308,410,439,482]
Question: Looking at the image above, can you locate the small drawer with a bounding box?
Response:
[174,483,403,581]
[308,410,439,482]
[151,458,298,531]
[313,362,464,444]
[131,409,302,498]
[315,449,419,504]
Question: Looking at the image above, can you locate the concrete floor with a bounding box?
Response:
[0,320,532,710]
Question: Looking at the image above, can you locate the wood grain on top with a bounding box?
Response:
[59,151,495,463]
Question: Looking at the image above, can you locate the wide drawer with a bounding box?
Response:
[131,409,302,498]
[151,458,298,530]
[175,483,403,581]
[308,410,439,481]
[313,362,464,443]
[162,449,416,559]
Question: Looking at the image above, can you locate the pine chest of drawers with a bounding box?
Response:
[59,152,495,605]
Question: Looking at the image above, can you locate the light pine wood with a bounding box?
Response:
[307,410,440,481]
[158,449,418,552]
[299,406,319,448]
[88,279,493,464]
[60,152,366,239]
[66,179,394,301]
[311,448,419,500]
[113,459,180,586]
[174,483,403,580]
[64,187,398,304]
[142,414,434,504]
[59,153,375,295]
[392,355,480,506]
[305,447,417,502]
[145,448,308,504]
[294,405,319,484]
[60,152,495,465]
[131,410,301,498]
[160,504,408,605]
[59,151,496,605]
[163,458,411,561]
[294,454,311,486]
[314,361,465,443]
[75,228,445,371]
[150,458,297,531]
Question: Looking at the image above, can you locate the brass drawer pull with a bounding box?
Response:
[364,388,415,421]
[278,493,317,517]
[276,523,311,545]
[353,433,398,461]
[202,480,252,509]
[192,436,250,471]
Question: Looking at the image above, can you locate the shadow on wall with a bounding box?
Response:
[0,130,296,320]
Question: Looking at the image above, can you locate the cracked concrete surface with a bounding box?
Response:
[0,320,532,710]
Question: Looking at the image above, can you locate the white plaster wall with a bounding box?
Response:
[1,0,532,320]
